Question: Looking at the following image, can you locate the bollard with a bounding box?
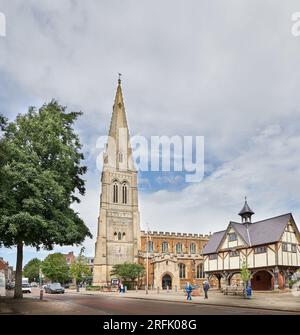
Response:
[167,285,169,293]
[40,289,43,300]
[135,285,138,293]
[175,285,177,292]
[157,286,160,294]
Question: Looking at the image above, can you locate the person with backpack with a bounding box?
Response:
[203,280,210,299]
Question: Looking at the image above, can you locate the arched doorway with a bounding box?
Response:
[162,274,172,289]
[251,270,273,290]
[229,273,242,287]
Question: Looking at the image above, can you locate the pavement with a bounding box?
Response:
[0,288,299,315]
[64,288,300,313]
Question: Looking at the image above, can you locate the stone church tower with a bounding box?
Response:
[93,77,141,286]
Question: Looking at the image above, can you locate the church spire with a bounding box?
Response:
[108,74,129,139]
[105,75,135,171]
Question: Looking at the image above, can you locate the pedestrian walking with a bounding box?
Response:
[185,281,193,301]
[203,280,210,299]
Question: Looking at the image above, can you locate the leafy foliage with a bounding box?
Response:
[240,261,251,282]
[41,253,70,283]
[23,258,42,283]
[111,263,145,287]
[69,247,91,285]
[0,101,92,297]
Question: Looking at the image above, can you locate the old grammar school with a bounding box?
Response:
[92,79,300,291]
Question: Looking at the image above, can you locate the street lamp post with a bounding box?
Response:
[146,226,149,294]
[39,267,42,287]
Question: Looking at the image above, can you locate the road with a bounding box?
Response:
[13,289,296,315]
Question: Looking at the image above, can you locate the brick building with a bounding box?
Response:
[0,257,14,283]
[63,251,76,266]
[138,231,209,289]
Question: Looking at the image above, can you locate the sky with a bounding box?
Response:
[1,0,300,268]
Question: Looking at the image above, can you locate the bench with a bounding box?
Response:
[223,286,244,296]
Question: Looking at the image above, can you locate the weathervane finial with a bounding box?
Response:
[118,73,122,84]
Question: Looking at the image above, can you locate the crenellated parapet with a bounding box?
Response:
[140,230,210,239]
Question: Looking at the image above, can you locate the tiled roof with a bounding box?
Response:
[203,213,294,254]
[202,230,226,254]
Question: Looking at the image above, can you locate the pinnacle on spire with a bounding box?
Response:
[118,73,122,85]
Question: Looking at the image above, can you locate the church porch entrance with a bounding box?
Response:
[162,274,172,290]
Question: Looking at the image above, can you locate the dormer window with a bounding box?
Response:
[228,233,237,242]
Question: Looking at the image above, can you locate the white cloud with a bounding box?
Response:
[1,0,300,263]
[139,123,300,234]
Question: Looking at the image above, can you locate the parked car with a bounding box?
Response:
[22,284,32,293]
[62,283,70,289]
[30,282,38,287]
[44,283,65,294]
[6,282,15,290]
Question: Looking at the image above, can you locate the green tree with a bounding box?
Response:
[0,101,92,298]
[41,253,70,283]
[23,258,42,283]
[240,261,251,298]
[0,114,7,131]
[70,247,91,289]
[111,263,145,289]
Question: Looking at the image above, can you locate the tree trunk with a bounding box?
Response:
[14,241,23,299]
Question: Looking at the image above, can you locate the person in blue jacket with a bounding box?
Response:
[185,282,193,301]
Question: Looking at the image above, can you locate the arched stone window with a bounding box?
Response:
[179,263,186,278]
[162,242,168,253]
[176,243,182,254]
[118,232,122,240]
[122,182,128,204]
[113,181,118,203]
[196,263,204,278]
[190,243,196,254]
[147,241,153,253]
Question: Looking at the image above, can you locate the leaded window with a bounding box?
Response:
[176,243,182,254]
[190,243,196,254]
[196,263,204,278]
[179,263,186,278]
[162,242,168,253]
[113,182,118,203]
[122,182,128,204]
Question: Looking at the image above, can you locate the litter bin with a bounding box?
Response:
[246,286,252,299]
